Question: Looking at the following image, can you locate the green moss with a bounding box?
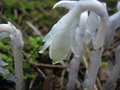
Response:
[23,73,37,79]
[28,36,43,46]
[101,61,109,66]
[23,63,30,69]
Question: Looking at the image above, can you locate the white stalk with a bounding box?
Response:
[105,11,120,48]
[105,1,120,48]
[83,48,104,89]
[67,11,88,90]
[10,30,24,90]
[0,22,24,90]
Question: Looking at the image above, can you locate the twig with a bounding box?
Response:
[94,85,98,90]
[28,61,67,69]
[83,55,88,68]
[60,51,71,89]
[14,9,18,19]
[60,69,66,89]
[0,7,3,16]
[29,78,36,90]
[26,21,42,36]
[96,77,103,90]
[35,66,47,78]
[111,41,120,49]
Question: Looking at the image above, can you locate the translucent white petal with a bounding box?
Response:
[41,7,79,61]
[53,1,78,9]
[39,38,52,53]
[43,23,66,42]
[43,10,75,42]
[49,29,72,61]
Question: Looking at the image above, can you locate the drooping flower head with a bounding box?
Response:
[40,0,108,63]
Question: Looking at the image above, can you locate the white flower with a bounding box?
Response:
[40,1,80,63]
[40,0,108,63]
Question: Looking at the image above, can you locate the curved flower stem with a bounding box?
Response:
[10,31,24,90]
[0,24,13,33]
[54,1,109,48]
[0,23,25,90]
[105,12,120,48]
[67,17,86,89]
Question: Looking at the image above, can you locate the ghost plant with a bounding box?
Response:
[40,0,109,89]
[0,22,24,90]
[40,0,108,61]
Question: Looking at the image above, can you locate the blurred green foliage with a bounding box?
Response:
[28,36,43,46]
[101,61,109,66]
[1,0,64,28]
[0,0,62,80]
[24,73,37,79]
[0,38,14,73]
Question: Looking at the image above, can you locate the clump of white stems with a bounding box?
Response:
[0,22,24,90]
[40,0,109,89]
[40,0,120,89]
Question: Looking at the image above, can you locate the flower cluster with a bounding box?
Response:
[40,0,120,89]
[40,0,109,63]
